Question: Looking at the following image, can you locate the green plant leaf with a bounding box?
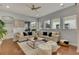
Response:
[0,20,7,40]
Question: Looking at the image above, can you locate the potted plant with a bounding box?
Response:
[0,20,7,45]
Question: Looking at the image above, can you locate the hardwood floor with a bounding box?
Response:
[57,45,79,55]
[0,39,25,55]
[0,39,79,55]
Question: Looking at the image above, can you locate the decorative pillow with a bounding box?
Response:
[23,32,27,36]
[28,32,32,35]
[48,32,52,37]
[43,32,47,36]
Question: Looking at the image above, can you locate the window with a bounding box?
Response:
[52,18,60,29]
[64,24,69,29]
[39,21,43,29]
[30,21,37,30]
[44,20,51,29]
[63,15,77,29]
[56,24,60,29]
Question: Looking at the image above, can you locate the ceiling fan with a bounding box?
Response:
[26,4,41,11]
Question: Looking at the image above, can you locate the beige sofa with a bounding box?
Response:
[13,32,28,41]
[50,32,60,42]
[38,32,60,42]
[14,31,60,55]
[14,31,60,43]
[13,31,37,41]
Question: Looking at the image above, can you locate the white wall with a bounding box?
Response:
[60,30,77,46]
[76,4,79,52]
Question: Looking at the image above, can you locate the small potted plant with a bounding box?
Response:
[0,20,7,45]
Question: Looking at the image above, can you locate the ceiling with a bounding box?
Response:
[0,3,75,18]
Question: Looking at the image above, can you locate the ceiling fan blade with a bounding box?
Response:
[26,4,41,11]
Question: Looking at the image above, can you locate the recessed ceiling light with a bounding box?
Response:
[6,5,10,8]
[60,3,64,6]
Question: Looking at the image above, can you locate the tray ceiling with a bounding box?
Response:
[0,3,75,18]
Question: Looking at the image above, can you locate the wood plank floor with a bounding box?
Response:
[0,39,25,55]
[0,39,79,55]
[57,45,79,55]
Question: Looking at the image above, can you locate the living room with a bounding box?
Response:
[0,3,79,55]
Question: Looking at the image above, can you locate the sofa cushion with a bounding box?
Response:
[28,32,32,35]
[43,32,47,36]
[48,32,52,37]
[23,32,27,36]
